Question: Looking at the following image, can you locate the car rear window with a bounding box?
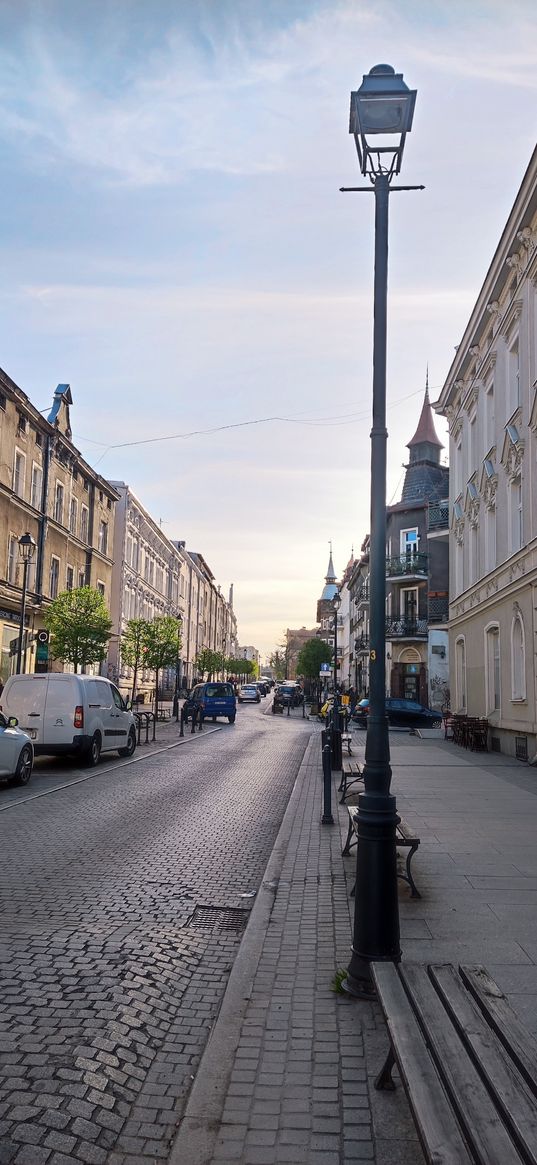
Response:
[205,684,233,698]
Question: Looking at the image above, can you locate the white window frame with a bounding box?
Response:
[69,496,78,535]
[484,505,496,574]
[485,623,501,714]
[455,637,466,713]
[50,555,60,599]
[98,520,108,554]
[66,564,74,592]
[7,534,18,585]
[511,613,526,702]
[30,462,43,510]
[13,448,26,498]
[508,475,523,555]
[80,505,89,544]
[54,481,64,524]
[78,568,86,588]
[400,528,419,559]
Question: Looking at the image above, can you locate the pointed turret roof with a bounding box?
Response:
[319,542,338,603]
[407,376,443,451]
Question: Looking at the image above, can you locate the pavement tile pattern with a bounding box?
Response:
[0,713,310,1164]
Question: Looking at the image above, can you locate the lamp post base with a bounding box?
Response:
[345,788,401,992]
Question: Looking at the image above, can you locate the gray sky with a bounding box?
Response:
[1,0,536,654]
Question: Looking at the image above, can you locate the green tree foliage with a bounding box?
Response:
[144,616,182,719]
[45,586,112,674]
[195,648,219,680]
[269,649,286,682]
[296,638,332,678]
[121,618,150,703]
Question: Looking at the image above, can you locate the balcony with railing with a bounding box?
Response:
[354,634,370,654]
[354,582,370,607]
[428,595,449,624]
[385,617,428,640]
[385,554,428,580]
[427,501,449,532]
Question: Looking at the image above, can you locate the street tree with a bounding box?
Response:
[295,638,332,679]
[144,616,182,720]
[195,648,219,680]
[269,649,286,682]
[45,586,113,674]
[121,618,150,703]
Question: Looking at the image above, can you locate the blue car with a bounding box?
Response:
[183,682,236,724]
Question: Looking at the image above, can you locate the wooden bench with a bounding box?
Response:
[372,961,537,1165]
[342,806,421,898]
[341,732,353,756]
[338,756,363,803]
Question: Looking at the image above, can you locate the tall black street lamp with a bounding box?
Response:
[173,614,183,721]
[342,65,420,997]
[331,591,342,770]
[16,532,36,675]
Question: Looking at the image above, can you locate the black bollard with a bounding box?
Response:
[191,708,197,734]
[321,741,334,824]
[179,708,185,738]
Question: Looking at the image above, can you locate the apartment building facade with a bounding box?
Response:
[436,146,537,758]
[0,372,118,681]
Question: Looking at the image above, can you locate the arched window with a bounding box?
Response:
[485,624,501,713]
[455,637,466,712]
[511,612,526,702]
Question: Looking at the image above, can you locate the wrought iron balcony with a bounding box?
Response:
[354,634,370,654]
[385,617,427,640]
[428,596,449,623]
[427,502,449,532]
[385,554,428,579]
[354,583,370,606]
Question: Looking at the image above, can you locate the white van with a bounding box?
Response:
[2,673,137,766]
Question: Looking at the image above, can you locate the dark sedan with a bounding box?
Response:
[352,698,442,729]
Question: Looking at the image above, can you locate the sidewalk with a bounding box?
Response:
[170,727,537,1165]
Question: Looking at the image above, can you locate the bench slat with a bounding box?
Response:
[461,965,537,1101]
[372,963,474,1164]
[430,965,537,1162]
[400,964,525,1165]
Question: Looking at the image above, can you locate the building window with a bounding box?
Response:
[511,613,526,702]
[469,523,478,585]
[7,535,18,585]
[508,336,520,414]
[484,506,496,574]
[66,565,74,592]
[455,637,466,712]
[13,450,26,498]
[30,463,43,509]
[54,482,64,524]
[0,393,5,411]
[485,625,501,713]
[78,568,86,588]
[98,520,108,554]
[50,556,60,599]
[69,496,78,534]
[484,379,494,451]
[400,529,419,560]
[508,476,523,554]
[80,506,89,544]
[17,412,27,435]
[96,581,105,598]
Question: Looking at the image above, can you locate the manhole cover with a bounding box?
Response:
[189,906,250,932]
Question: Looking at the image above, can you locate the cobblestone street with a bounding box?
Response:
[0,706,312,1164]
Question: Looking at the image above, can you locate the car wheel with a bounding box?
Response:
[8,744,33,787]
[228,714,236,724]
[118,727,136,757]
[432,718,442,729]
[86,733,102,767]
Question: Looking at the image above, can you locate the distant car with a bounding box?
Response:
[238,684,261,703]
[0,713,34,786]
[353,698,442,729]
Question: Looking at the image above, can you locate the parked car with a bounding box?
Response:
[0,712,34,786]
[255,681,269,696]
[182,682,236,723]
[353,697,442,729]
[238,684,261,703]
[274,683,303,708]
[2,673,136,765]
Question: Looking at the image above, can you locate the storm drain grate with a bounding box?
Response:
[188,906,250,932]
